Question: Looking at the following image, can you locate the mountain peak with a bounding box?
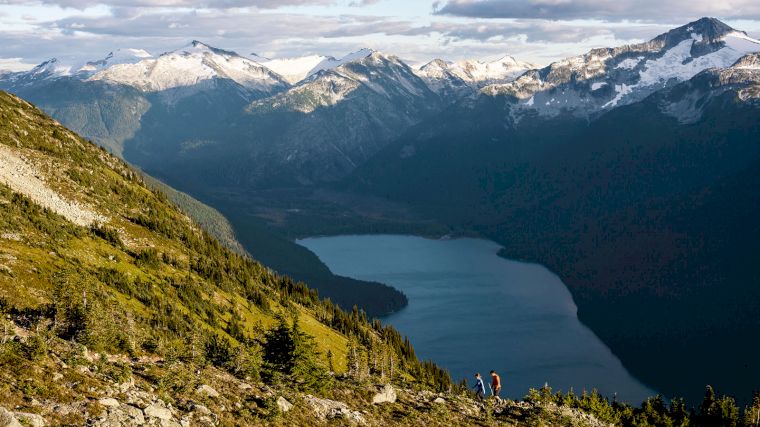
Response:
[174,41,240,58]
[654,17,738,46]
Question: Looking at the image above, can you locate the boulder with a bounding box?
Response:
[276,396,293,413]
[144,403,173,420]
[0,407,22,427]
[433,397,446,404]
[195,385,219,399]
[14,413,45,427]
[98,398,120,408]
[304,395,366,425]
[372,384,397,404]
[189,403,211,415]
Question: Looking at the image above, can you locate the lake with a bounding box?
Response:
[297,234,656,403]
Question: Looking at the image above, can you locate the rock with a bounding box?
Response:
[13,412,45,427]
[304,395,366,425]
[189,403,210,415]
[121,405,145,424]
[276,396,293,413]
[82,347,94,362]
[195,385,219,398]
[144,403,173,420]
[237,382,252,390]
[52,373,63,382]
[98,398,120,407]
[433,397,446,404]
[124,389,152,409]
[118,376,135,393]
[0,407,22,427]
[372,384,397,404]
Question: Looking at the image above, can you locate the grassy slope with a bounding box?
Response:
[0,91,348,370]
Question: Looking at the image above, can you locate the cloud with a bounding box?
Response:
[0,0,333,10]
[0,57,36,71]
[395,19,667,44]
[434,0,760,21]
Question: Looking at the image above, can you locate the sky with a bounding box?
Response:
[1,0,760,71]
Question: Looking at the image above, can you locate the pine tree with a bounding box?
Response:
[698,385,740,427]
[262,315,296,375]
[744,392,760,427]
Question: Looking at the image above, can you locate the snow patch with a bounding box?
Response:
[615,57,643,70]
[602,83,633,108]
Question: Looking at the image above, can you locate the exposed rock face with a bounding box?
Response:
[304,395,366,425]
[371,384,397,404]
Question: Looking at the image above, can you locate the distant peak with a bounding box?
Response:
[656,17,739,45]
[174,41,240,57]
[250,52,271,61]
[421,58,451,69]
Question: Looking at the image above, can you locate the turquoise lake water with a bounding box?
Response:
[298,234,655,403]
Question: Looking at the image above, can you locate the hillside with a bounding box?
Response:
[0,91,450,425]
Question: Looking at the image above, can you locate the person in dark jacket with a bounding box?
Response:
[473,373,486,401]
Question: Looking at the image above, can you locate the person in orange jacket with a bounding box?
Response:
[490,370,502,400]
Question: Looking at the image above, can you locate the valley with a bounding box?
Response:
[1,16,759,409]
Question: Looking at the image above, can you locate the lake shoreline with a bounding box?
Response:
[298,233,656,404]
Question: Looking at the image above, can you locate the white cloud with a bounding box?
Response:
[0,0,334,10]
[0,57,36,71]
[0,0,758,68]
[434,0,760,21]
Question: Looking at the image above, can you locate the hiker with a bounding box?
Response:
[473,373,486,401]
[490,370,502,400]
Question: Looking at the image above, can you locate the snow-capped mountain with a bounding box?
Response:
[416,55,535,96]
[89,41,288,93]
[76,48,152,75]
[251,51,435,113]
[484,17,760,119]
[259,48,374,84]
[658,52,760,124]
[0,58,73,87]
[227,51,443,185]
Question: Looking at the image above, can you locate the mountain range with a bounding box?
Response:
[1,16,759,403]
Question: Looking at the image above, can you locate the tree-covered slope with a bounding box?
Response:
[0,91,451,425]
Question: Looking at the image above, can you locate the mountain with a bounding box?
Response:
[128,50,442,188]
[1,18,759,404]
[76,48,153,75]
[2,91,759,427]
[260,48,374,84]
[416,55,535,94]
[0,42,413,318]
[344,41,760,404]
[484,17,760,118]
[0,90,465,425]
[89,40,289,96]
